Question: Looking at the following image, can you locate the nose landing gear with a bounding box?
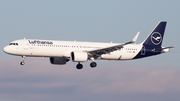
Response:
[20,62,25,65]
[20,56,25,65]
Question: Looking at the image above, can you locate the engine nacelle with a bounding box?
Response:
[50,57,69,65]
[71,51,88,62]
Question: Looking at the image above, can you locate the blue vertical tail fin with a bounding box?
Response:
[142,21,167,48]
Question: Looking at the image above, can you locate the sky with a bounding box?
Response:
[0,0,180,101]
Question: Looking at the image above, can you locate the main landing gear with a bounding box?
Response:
[76,61,97,69]
[90,58,97,68]
[90,62,97,68]
[76,62,83,69]
[20,56,25,65]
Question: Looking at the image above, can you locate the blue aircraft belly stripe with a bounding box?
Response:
[133,47,161,59]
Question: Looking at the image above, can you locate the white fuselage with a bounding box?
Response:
[3,39,142,60]
[2,22,173,69]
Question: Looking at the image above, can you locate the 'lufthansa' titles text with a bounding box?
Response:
[28,40,53,44]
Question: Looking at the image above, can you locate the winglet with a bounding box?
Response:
[131,31,140,42]
[124,32,140,45]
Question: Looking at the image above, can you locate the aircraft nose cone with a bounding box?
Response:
[3,46,8,53]
[3,46,11,54]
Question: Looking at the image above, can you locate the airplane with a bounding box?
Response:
[3,21,175,69]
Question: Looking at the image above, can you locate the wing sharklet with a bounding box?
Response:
[132,31,140,42]
[125,31,140,44]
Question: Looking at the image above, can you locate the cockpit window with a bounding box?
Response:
[9,43,13,45]
[9,43,18,46]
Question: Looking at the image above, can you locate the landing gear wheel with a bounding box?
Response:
[76,63,83,69]
[90,62,97,68]
[20,62,25,65]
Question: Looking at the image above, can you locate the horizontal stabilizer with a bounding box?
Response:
[153,46,175,52]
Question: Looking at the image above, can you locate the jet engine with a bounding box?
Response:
[50,57,69,65]
[71,51,88,62]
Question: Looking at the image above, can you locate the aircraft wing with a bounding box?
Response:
[87,32,140,59]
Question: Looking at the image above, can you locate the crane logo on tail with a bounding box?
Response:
[151,32,162,45]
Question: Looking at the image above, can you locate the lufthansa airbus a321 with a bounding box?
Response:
[3,21,175,69]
